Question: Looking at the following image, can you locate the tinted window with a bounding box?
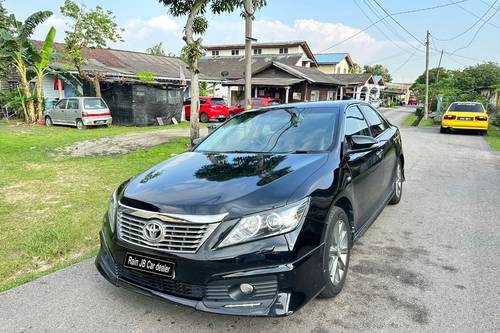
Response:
[200,98,207,105]
[195,108,337,153]
[345,106,370,137]
[359,104,388,137]
[84,98,107,109]
[210,98,226,105]
[55,99,67,109]
[448,103,484,112]
[67,99,79,109]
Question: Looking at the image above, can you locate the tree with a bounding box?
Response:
[349,62,362,74]
[60,0,123,97]
[32,26,56,120]
[158,0,266,143]
[0,0,8,31]
[0,11,52,122]
[363,64,392,82]
[146,42,167,56]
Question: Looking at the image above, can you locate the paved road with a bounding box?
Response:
[1,107,499,332]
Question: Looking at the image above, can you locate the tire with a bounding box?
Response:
[76,119,85,130]
[319,206,352,298]
[389,160,403,205]
[200,113,209,123]
[440,126,446,133]
[45,116,53,127]
[479,130,487,136]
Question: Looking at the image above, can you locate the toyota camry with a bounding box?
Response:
[96,100,404,316]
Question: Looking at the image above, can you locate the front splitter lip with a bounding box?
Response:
[95,250,295,317]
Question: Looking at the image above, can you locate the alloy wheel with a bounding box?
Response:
[329,219,349,286]
[395,163,402,198]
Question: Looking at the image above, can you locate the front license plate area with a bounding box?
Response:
[458,117,472,121]
[124,253,175,278]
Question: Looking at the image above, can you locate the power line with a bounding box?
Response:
[391,46,422,75]
[450,2,500,54]
[447,0,500,30]
[391,0,469,16]
[433,0,498,41]
[372,0,424,46]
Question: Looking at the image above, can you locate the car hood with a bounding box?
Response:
[121,151,328,218]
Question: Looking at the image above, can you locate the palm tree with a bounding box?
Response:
[32,26,56,120]
[0,11,52,122]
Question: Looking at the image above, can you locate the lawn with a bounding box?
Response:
[401,113,439,128]
[485,125,500,151]
[0,122,191,291]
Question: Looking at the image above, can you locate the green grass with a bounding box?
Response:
[0,122,191,291]
[485,125,500,151]
[401,114,439,128]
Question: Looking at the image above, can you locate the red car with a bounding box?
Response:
[228,97,281,116]
[408,97,418,105]
[183,97,230,122]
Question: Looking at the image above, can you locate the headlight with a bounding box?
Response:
[107,190,118,233]
[218,197,310,248]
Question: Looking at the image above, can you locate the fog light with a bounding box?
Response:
[239,283,255,295]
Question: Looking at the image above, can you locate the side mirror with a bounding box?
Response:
[349,135,379,151]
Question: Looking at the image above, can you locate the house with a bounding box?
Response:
[26,41,195,126]
[477,86,500,111]
[314,53,353,74]
[383,82,413,105]
[204,40,317,67]
[328,73,380,101]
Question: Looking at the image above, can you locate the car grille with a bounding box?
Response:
[117,209,218,254]
[118,266,204,300]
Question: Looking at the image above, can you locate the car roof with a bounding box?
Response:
[277,100,370,110]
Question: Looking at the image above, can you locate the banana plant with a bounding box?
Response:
[32,26,56,120]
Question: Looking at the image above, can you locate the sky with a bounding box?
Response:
[4,0,500,82]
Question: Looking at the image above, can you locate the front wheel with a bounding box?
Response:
[319,207,352,298]
[45,116,53,127]
[389,160,403,205]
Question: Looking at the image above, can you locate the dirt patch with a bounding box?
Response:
[55,128,200,157]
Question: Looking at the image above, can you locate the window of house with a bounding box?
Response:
[279,48,288,54]
[211,50,219,56]
[345,106,370,139]
[359,104,388,137]
[8,81,19,91]
[231,49,240,55]
[253,48,262,55]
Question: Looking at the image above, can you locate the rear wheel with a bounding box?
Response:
[440,126,447,133]
[76,119,85,130]
[45,116,53,127]
[200,113,209,123]
[389,160,403,205]
[319,207,351,298]
[479,130,487,136]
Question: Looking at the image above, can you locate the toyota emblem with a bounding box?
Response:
[142,221,163,242]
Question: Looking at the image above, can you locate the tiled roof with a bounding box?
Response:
[329,73,373,85]
[198,54,303,80]
[272,62,345,85]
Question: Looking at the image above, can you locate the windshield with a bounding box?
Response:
[210,98,226,105]
[448,103,484,112]
[84,98,108,109]
[195,107,337,153]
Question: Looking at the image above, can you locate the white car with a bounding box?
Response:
[44,97,112,129]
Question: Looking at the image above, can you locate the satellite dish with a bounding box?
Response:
[221,71,229,77]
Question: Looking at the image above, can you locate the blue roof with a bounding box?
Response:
[314,53,349,64]
[373,75,383,82]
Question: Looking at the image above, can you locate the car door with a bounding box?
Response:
[358,104,397,202]
[66,99,80,125]
[344,105,385,226]
[52,99,67,123]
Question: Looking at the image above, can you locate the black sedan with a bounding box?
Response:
[96,100,404,316]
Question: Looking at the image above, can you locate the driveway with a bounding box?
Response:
[1,107,499,332]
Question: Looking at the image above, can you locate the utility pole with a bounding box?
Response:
[424,30,430,120]
[435,49,444,83]
[244,0,254,110]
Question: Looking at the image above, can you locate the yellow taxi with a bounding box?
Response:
[441,102,489,135]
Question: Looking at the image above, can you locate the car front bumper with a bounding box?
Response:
[95,224,326,317]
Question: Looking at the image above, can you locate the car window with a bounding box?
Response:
[251,99,264,107]
[84,98,107,109]
[448,102,484,112]
[55,99,67,109]
[200,98,207,105]
[345,106,370,138]
[183,99,191,105]
[210,98,226,105]
[359,104,388,137]
[67,99,79,109]
[195,107,337,153]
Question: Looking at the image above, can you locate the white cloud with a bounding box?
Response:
[33,15,69,42]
